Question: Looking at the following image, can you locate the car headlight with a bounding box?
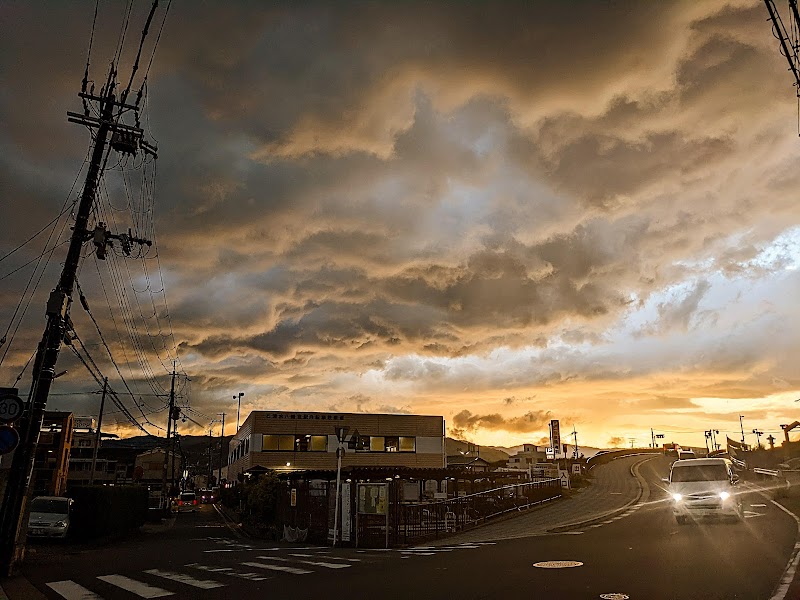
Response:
[719,492,730,500]
[54,521,67,528]
[672,493,682,502]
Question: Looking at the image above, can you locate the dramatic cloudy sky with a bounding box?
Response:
[2,0,800,450]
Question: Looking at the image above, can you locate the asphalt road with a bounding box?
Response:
[21,457,799,600]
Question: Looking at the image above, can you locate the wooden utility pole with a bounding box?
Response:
[88,378,108,485]
[161,364,176,513]
[0,82,121,575]
[217,413,226,485]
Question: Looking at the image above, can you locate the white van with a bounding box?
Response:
[666,458,742,524]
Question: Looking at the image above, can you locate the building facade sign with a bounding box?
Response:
[549,419,561,454]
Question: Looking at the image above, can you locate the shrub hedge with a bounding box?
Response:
[68,485,148,540]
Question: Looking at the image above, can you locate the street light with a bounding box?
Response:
[234,393,245,432]
[332,426,349,547]
[752,429,764,449]
[650,429,664,448]
[739,415,746,445]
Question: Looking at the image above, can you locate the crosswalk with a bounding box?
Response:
[42,541,494,598]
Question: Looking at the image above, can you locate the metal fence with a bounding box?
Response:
[397,478,561,545]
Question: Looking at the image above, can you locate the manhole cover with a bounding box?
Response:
[533,560,584,568]
[600,594,630,599]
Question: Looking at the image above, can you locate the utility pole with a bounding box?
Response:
[739,415,746,445]
[161,364,176,513]
[0,60,155,573]
[171,415,178,492]
[207,422,217,487]
[88,378,108,485]
[217,413,226,485]
[571,425,579,459]
[235,392,244,432]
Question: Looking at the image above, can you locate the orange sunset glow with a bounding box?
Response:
[2,0,800,452]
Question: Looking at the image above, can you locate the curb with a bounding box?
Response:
[547,454,654,533]
[213,503,249,539]
[0,575,47,600]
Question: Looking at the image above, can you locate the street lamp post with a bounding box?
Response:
[234,392,244,432]
[739,415,746,445]
[332,426,349,547]
[752,429,764,449]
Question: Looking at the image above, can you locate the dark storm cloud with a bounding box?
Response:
[4,0,800,444]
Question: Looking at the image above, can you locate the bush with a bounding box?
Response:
[244,472,280,526]
[68,485,148,540]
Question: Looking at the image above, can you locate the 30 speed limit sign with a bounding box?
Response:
[0,392,23,424]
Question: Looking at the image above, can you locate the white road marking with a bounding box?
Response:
[242,561,312,575]
[767,497,800,600]
[96,575,174,598]
[751,504,767,508]
[186,563,268,581]
[46,580,103,600]
[322,556,361,562]
[533,561,584,569]
[257,556,351,569]
[143,569,224,589]
[402,551,435,555]
[288,553,314,557]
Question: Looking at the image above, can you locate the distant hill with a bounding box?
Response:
[104,434,233,471]
[446,437,509,463]
[490,443,604,459]
[106,434,514,467]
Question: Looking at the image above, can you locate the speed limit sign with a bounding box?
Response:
[0,389,23,424]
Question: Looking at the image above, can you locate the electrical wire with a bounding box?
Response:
[0,202,75,266]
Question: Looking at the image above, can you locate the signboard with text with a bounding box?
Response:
[358,483,387,515]
[341,482,351,542]
[549,419,561,456]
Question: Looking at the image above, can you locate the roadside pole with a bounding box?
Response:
[88,378,108,485]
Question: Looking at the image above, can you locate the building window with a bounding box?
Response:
[261,434,327,452]
[399,437,416,452]
[263,434,294,451]
[370,436,385,452]
[385,436,399,452]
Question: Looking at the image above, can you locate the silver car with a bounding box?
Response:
[27,496,73,539]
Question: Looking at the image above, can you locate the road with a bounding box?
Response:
[20,456,799,600]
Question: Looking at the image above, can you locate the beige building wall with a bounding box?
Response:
[227,410,445,481]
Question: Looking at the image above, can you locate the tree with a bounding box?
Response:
[245,472,280,525]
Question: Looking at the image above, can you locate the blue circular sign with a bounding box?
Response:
[0,425,20,455]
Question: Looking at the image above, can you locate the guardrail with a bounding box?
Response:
[398,478,562,545]
[753,467,780,478]
[586,448,662,469]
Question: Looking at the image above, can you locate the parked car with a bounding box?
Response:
[177,491,198,512]
[27,496,73,539]
[666,458,742,524]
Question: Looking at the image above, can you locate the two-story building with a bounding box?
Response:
[226,410,445,481]
[506,443,548,470]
